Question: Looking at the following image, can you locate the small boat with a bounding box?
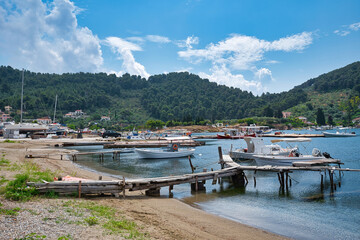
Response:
[323,131,356,137]
[253,138,333,166]
[135,143,195,159]
[230,137,293,160]
[217,128,256,139]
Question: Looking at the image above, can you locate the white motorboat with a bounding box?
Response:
[253,138,331,166]
[229,137,293,160]
[323,131,356,137]
[135,143,195,159]
[253,154,326,166]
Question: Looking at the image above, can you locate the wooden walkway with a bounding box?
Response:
[27,147,360,197]
[104,139,203,149]
[261,133,324,138]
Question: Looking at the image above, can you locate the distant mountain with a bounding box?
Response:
[0,62,359,124]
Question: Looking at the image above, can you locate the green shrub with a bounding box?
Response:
[84,216,99,226]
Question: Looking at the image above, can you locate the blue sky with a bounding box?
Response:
[0,0,359,94]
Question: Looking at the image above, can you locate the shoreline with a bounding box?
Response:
[0,138,287,239]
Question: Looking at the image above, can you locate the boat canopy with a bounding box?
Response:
[271,138,311,143]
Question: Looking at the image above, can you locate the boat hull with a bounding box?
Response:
[254,155,326,166]
[135,148,195,159]
[323,132,356,137]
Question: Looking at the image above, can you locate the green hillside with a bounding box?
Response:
[0,61,359,126]
[285,62,360,123]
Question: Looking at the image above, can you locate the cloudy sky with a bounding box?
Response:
[0,0,359,94]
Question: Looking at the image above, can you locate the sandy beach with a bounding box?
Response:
[0,138,287,239]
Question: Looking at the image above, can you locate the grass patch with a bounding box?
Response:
[84,216,99,226]
[15,232,46,240]
[0,206,21,216]
[4,169,56,201]
[0,176,8,186]
[62,200,146,239]
[0,157,10,166]
[3,139,16,143]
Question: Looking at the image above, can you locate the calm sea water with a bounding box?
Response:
[68,129,360,240]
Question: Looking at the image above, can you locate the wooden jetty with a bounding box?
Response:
[27,147,360,197]
[104,139,203,149]
[62,141,115,147]
[261,133,324,138]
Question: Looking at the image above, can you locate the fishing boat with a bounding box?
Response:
[230,137,293,160]
[135,143,195,159]
[217,128,256,139]
[323,131,356,137]
[253,138,333,166]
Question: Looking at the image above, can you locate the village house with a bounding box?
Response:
[297,116,307,123]
[64,110,87,119]
[4,106,12,112]
[37,117,52,125]
[1,113,12,122]
[282,112,292,118]
[100,116,111,121]
[352,117,360,124]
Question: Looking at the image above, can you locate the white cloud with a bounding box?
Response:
[146,35,171,43]
[0,0,103,73]
[176,36,199,49]
[255,68,274,84]
[349,22,360,31]
[104,37,150,78]
[334,22,360,36]
[126,36,145,43]
[178,32,312,93]
[334,30,350,37]
[198,65,265,95]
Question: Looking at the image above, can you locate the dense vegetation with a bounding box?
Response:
[0,61,359,126]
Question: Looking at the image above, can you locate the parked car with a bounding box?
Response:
[101,130,121,138]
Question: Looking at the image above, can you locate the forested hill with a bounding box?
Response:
[294,61,360,93]
[0,62,359,124]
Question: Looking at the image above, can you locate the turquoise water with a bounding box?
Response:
[69,129,360,240]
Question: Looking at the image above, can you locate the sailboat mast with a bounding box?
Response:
[20,69,24,123]
[53,94,58,123]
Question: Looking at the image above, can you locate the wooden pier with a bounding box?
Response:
[261,133,324,138]
[104,139,203,149]
[27,147,360,197]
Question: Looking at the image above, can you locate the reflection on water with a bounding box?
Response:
[69,130,360,240]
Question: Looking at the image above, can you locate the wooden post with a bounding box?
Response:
[122,176,126,198]
[277,173,282,187]
[78,181,82,198]
[253,176,256,187]
[218,146,224,169]
[212,173,218,185]
[285,172,289,189]
[195,176,198,191]
[329,170,334,192]
[60,155,63,160]
[99,176,102,180]
[280,172,285,189]
[320,174,324,190]
[188,156,195,173]
[169,185,173,194]
[243,172,248,184]
[202,168,207,184]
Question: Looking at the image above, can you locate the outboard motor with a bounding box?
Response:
[323,152,332,158]
[312,148,321,157]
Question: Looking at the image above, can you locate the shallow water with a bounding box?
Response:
[69,129,360,239]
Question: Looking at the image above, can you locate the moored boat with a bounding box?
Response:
[323,131,356,137]
[135,143,195,159]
